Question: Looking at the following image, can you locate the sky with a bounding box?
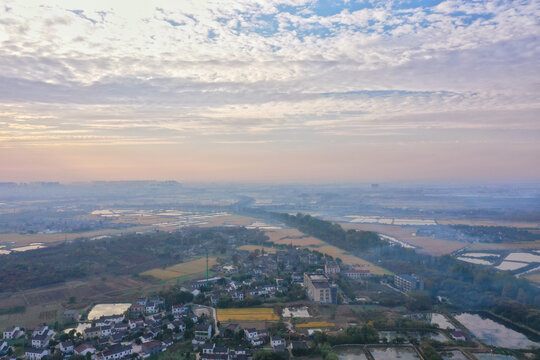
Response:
[0,0,539,183]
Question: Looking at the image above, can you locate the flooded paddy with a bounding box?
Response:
[440,350,468,360]
[504,252,540,263]
[455,313,539,349]
[335,346,421,360]
[406,313,455,330]
[379,330,448,343]
[457,257,493,265]
[461,253,500,258]
[87,303,131,320]
[335,348,368,360]
[370,347,421,359]
[496,261,529,271]
[473,354,517,360]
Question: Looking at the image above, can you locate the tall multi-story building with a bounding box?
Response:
[303,273,337,304]
[394,274,424,292]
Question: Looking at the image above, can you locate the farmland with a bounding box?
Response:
[468,240,540,251]
[217,308,279,322]
[141,257,218,280]
[199,214,259,228]
[237,245,278,254]
[306,245,391,275]
[265,228,325,246]
[262,226,390,275]
[524,272,540,285]
[0,225,153,248]
[295,321,336,328]
[341,223,466,256]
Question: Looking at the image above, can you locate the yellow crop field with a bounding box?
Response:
[217,308,279,321]
[141,257,217,280]
[306,245,391,275]
[265,229,325,246]
[296,322,335,328]
[237,245,278,254]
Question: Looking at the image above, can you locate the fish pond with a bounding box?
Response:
[455,313,539,349]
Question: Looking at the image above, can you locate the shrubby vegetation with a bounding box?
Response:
[274,213,383,251]
[0,227,266,292]
[0,305,26,315]
[452,224,539,243]
[278,213,540,332]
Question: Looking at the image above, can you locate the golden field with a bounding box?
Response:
[237,245,278,254]
[296,321,335,328]
[306,245,391,275]
[141,257,217,280]
[217,308,279,322]
[265,229,325,247]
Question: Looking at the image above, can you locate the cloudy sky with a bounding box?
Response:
[0,0,539,183]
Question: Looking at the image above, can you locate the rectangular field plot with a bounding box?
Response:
[217,308,279,322]
[141,257,217,280]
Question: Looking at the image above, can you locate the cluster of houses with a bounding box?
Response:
[1,247,372,360]
[188,247,347,307]
[1,296,215,360]
[199,328,308,360]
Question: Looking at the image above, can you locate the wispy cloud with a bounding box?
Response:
[0,0,539,181]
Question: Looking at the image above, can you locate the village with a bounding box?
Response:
[1,243,536,360]
[0,244,428,360]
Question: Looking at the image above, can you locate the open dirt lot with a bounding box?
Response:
[341,223,466,256]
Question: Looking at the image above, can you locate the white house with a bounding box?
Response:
[32,326,48,337]
[3,326,22,340]
[31,334,50,348]
[59,341,74,353]
[171,305,186,316]
[101,326,112,338]
[270,337,285,348]
[145,302,158,314]
[25,348,49,360]
[202,343,215,354]
[100,344,133,360]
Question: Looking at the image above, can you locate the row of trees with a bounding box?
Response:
[274,213,383,251]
